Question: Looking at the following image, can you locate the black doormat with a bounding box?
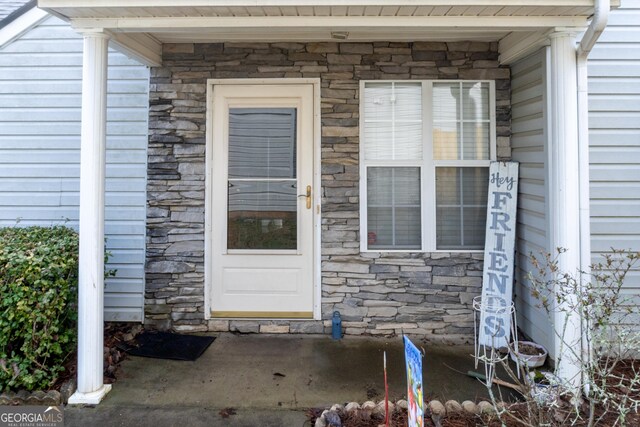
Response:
[118,331,215,361]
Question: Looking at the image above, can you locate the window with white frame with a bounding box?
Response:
[360,80,495,251]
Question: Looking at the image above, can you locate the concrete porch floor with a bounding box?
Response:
[66,333,518,426]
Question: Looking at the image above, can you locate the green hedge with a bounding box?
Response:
[0,226,79,392]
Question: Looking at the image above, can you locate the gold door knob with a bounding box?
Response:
[298,185,311,209]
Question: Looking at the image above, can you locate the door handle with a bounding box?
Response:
[298,185,312,209]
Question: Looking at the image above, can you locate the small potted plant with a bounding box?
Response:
[510,341,548,368]
[528,370,564,405]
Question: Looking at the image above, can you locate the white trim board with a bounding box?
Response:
[38,1,608,7]
[0,5,161,66]
[69,15,589,31]
[107,31,162,67]
[0,6,49,48]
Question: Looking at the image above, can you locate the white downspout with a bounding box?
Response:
[578,0,610,59]
[576,0,609,394]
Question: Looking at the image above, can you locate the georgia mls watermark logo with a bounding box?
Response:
[0,406,64,427]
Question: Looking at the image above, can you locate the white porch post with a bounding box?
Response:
[547,31,582,389]
[68,30,112,405]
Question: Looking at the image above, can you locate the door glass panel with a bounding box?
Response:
[227,108,298,250]
[228,108,297,179]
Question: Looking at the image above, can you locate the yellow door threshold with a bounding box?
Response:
[210,311,313,319]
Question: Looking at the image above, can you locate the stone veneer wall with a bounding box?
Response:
[146,41,511,342]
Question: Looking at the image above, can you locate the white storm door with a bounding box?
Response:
[210,83,315,318]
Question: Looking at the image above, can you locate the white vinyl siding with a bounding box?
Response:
[0,15,149,321]
[0,1,28,20]
[588,0,640,321]
[510,47,554,355]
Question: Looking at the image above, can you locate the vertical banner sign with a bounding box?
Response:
[404,336,424,427]
[478,162,519,348]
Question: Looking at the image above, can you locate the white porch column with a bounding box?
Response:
[547,31,582,389]
[68,31,112,405]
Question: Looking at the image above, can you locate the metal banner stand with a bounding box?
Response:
[473,296,520,387]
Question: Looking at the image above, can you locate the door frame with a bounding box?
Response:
[204,78,322,321]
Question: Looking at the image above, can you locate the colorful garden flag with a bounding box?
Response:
[404,336,424,427]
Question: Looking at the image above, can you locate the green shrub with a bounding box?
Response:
[0,226,79,391]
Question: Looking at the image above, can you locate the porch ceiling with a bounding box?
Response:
[37,0,619,66]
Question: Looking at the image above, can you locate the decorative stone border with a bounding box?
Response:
[0,390,62,406]
[314,399,499,426]
[0,379,76,406]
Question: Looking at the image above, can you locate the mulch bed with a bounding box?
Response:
[597,358,640,398]
[306,376,640,427]
[307,406,505,427]
[51,322,141,392]
[103,322,142,383]
[307,403,640,427]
